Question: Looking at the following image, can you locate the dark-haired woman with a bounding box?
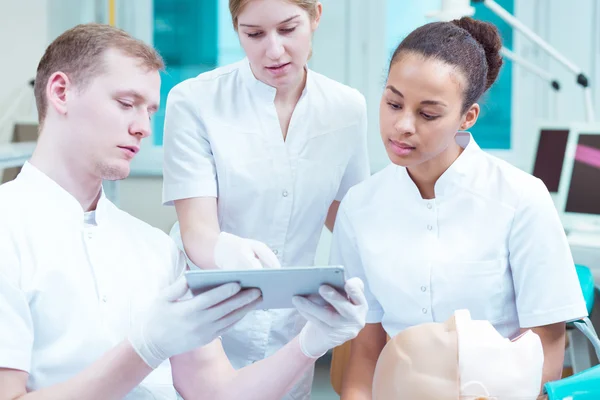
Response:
[332,17,587,397]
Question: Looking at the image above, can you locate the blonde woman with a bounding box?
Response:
[162,0,370,398]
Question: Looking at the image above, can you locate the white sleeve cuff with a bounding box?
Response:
[162,183,217,206]
[519,302,589,328]
[0,348,31,373]
[366,309,384,324]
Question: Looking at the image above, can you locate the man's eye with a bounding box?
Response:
[118,101,133,109]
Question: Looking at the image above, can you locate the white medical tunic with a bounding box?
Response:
[331,133,587,339]
[0,163,185,399]
[162,58,369,399]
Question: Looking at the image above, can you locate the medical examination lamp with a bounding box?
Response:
[428,0,594,122]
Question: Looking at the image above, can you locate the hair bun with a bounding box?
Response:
[452,16,503,90]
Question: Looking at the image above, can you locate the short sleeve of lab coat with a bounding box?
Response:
[166,233,188,284]
[0,226,33,372]
[335,92,371,201]
[162,81,217,206]
[509,178,588,328]
[330,199,384,323]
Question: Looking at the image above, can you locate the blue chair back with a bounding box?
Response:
[545,264,597,399]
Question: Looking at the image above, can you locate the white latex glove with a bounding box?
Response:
[292,277,368,358]
[214,231,281,270]
[128,276,262,368]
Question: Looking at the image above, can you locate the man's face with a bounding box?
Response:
[66,49,161,181]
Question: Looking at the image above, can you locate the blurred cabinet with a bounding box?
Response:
[152,0,219,145]
[154,0,217,66]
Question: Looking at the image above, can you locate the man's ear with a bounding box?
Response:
[460,103,480,131]
[46,72,71,116]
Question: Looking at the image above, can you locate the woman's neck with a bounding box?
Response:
[407,141,463,199]
[274,68,306,106]
[273,69,307,141]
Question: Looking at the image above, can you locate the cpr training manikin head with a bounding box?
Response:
[372,309,544,400]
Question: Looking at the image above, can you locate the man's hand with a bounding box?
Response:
[129,276,261,368]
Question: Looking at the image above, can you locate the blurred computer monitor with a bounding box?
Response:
[531,126,570,193]
[557,123,600,232]
[2,122,38,183]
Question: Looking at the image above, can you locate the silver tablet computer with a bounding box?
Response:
[184,266,346,310]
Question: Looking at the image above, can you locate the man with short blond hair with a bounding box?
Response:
[0,23,367,399]
[34,23,165,127]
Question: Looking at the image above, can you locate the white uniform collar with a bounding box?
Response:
[396,132,481,199]
[18,162,112,226]
[239,57,311,102]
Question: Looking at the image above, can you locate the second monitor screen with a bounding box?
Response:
[565,133,600,215]
[532,129,570,193]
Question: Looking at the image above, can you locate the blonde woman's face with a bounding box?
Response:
[237,0,321,89]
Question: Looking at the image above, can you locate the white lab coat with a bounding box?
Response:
[331,133,587,339]
[0,163,185,399]
[162,58,370,399]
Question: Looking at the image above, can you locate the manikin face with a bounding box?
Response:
[379,52,479,168]
[455,310,544,399]
[372,310,544,400]
[49,48,161,180]
[236,0,321,90]
[373,316,460,400]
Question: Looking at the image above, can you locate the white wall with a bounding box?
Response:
[47,0,97,42]
[543,0,596,123]
[0,0,47,143]
[119,176,177,233]
[311,0,388,173]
